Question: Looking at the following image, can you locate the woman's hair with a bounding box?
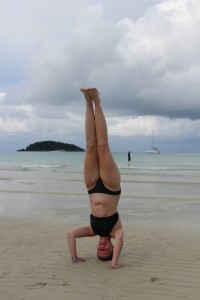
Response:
[97,250,113,261]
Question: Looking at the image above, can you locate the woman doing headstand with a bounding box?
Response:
[67,88,124,269]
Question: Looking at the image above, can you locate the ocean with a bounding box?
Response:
[0,151,200,228]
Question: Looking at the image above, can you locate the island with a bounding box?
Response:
[17,140,85,152]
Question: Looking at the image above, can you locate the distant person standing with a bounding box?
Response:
[128,151,131,163]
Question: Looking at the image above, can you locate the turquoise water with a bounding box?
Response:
[1,151,200,173]
[0,151,200,227]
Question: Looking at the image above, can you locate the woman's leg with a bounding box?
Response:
[88,88,120,190]
[81,89,99,189]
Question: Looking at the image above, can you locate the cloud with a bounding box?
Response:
[114,0,200,118]
[1,0,200,150]
[108,115,200,138]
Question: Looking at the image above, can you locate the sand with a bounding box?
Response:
[1,217,200,300]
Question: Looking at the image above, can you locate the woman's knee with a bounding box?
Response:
[97,141,109,154]
[86,141,97,153]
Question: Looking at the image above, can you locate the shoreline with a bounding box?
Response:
[1,216,200,300]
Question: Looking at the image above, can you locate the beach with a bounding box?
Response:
[1,151,200,299]
[1,217,200,300]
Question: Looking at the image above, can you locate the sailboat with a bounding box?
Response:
[145,130,160,154]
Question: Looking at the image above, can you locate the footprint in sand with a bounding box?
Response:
[149,277,163,285]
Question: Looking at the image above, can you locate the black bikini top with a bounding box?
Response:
[88,178,121,195]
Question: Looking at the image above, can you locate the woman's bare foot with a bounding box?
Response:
[80,88,92,103]
[88,88,100,105]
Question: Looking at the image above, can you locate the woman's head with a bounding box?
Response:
[97,236,113,261]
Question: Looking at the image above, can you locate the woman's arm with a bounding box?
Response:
[110,228,124,269]
[67,225,95,263]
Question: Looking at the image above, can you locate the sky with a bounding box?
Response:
[0,0,200,152]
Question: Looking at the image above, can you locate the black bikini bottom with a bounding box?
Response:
[90,212,119,236]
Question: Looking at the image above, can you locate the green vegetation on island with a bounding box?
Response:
[17,140,85,152]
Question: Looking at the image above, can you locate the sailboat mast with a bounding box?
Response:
[152,130,154,147]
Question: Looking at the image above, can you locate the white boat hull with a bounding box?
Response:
[145,147,160,154]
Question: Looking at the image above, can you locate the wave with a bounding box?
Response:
[0,164,83,172]
[119,165,200,171]
[122,178,200,184]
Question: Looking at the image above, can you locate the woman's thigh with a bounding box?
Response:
[84,151,100,189]
[98,148,120,189]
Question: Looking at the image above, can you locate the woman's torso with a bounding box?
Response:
[89,193,120,218]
